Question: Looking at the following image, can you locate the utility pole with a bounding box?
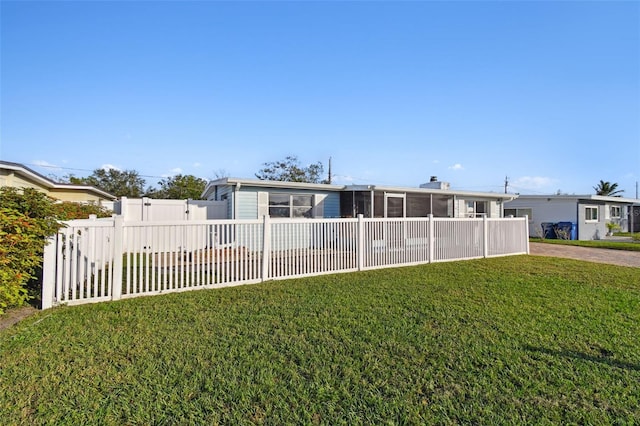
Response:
[328,157,332,184]
[504,176,509,194]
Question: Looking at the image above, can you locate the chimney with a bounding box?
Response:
[420,176,450,190]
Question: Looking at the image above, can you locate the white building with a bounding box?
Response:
[505,194,639,240]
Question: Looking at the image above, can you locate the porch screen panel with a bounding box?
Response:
[407,194,430,217]
[374,192,384,218]
[340,192,354,218]
[387,197,404,218]
[354,191,372,218]
[432,195,450,217]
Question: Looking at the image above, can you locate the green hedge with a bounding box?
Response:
[0,187,111,314]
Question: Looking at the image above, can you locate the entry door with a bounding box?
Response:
[385,194,405,218]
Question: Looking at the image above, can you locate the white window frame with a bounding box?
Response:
[384,193,406,218]
[585,206,599,222]
[268,193,314,218]
[466,200,487,218]
[504,207,532,220]
[610,206,621,219]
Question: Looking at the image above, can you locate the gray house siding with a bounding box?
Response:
[577,201,605,240]
[505,195,637,240]
[322,193,340,218]
[505,198,577,238]
[237,191,258,220]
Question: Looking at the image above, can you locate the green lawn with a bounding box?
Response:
[531,237,640,251]
[1,256,639,424]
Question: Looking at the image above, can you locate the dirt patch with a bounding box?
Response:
[0,306,39,332]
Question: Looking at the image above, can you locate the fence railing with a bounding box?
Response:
[41,215,529,309]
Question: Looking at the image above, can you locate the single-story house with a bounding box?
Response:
[201,176,517,220]
[504,194,639,240]
[0,160,116,205]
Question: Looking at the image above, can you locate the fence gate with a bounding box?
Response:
[114,197,227,221]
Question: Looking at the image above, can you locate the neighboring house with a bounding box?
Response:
[201,176,516,220]
[504,194,639,240]
[0,160,115,205]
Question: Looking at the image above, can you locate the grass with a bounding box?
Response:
[1,256,639,424]
[615,232,640,241]
[531,237,640,251]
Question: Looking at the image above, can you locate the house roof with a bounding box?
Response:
[202,177,518,201]
[0,160,116,200]
[345,184,517,200]
[202,177,344,198]
[510,194,639,205]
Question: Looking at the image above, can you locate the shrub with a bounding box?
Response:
[0,207,56,313]
[0,188,61,313]
[51,201,112,220]
[0,188,115,313]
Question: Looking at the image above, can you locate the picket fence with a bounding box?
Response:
[41,215,529,309]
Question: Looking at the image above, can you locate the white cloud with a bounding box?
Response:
[193,162,202,168]
[448,163,464,171]
[100,164,121,171]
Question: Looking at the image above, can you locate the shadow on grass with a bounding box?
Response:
[26,268,44,310]
[524,345,640,372]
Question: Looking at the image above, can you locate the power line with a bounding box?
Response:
[25,162,166,179]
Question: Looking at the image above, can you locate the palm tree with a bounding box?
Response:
[593,180,624,197]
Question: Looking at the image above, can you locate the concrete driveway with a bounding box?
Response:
[529,242,640,268]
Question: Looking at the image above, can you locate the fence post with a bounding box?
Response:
[261,215,271,281]
[428,214,434,263]
[41,236,57,310]
[111,216,124,301]
[483,214,489,258]
[357,214,364,271]
[524,216,530,254]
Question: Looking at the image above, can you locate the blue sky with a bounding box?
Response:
[1,1,639,196]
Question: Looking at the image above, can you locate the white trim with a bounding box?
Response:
[585,205,599,222]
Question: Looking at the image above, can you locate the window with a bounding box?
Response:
[466,201,487,217]
[504,208,532,220]
[610,206,621,219]
[585,206,598,221]
[269,193,313,218]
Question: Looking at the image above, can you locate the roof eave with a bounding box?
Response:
[1,161,116,200]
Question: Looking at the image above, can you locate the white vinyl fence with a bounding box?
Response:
[41,215,529,309]
[111,197,228,221]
